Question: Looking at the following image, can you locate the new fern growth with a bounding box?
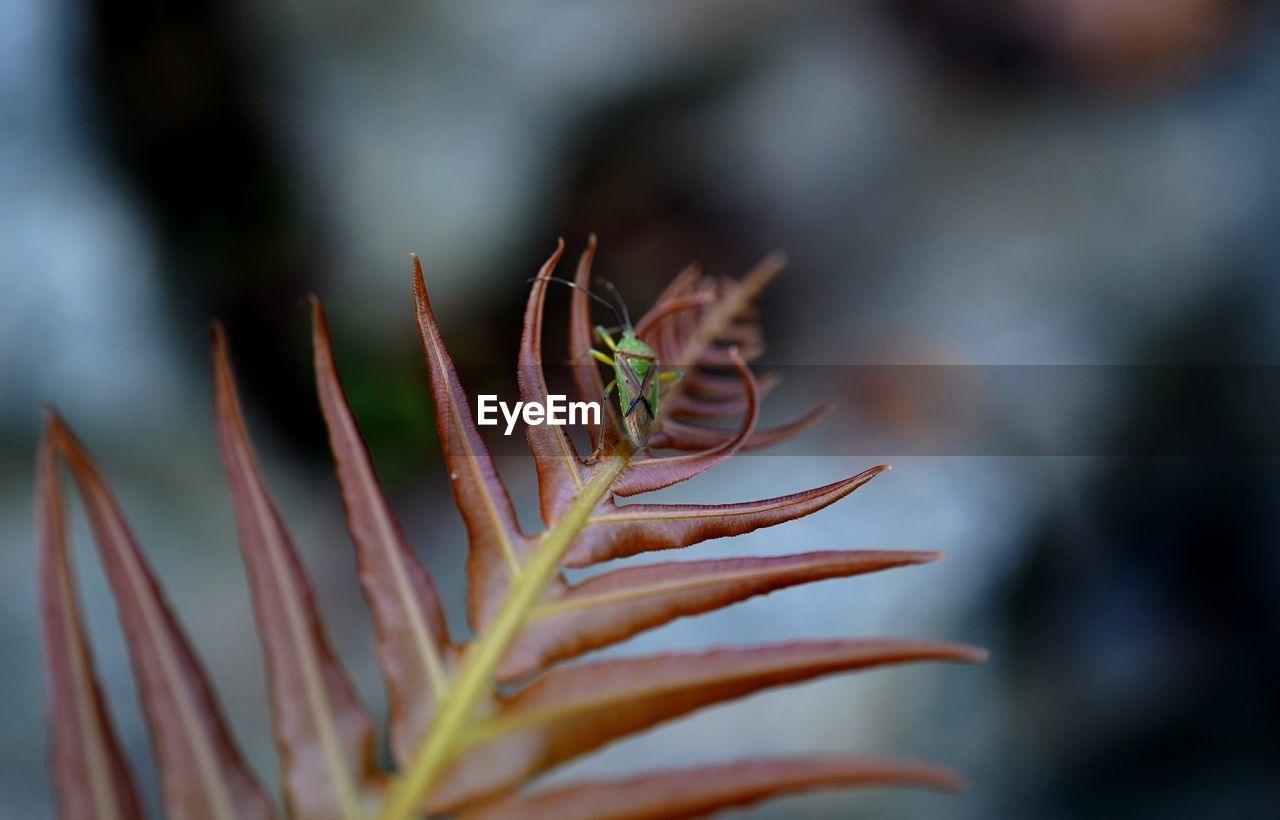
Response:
[35,237,985,819]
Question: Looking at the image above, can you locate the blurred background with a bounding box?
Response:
[3,1,1279,817]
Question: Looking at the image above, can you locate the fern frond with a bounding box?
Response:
[47,417,275,819]
[35,238,984,820]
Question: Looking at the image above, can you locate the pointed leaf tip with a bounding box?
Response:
[412,254,529,630]
[47,416,275,820]
[437,638,982,808]
[213,335,379,819]
[36,425,144,820]
[459,756,961,820]
[520,242,589,523]
[567,464,891,567]
[570,238,619,450]
[312,298,454,767]
[500,549,945,680]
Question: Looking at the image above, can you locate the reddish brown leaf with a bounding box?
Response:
[642,267,706,365]
[663,253,785,369]
[714,320,764,348]
[36,424,144,820]
[435,639,986,808]
[569,235,619,451]
[631,292,715,340]
[312,299,454,767]
[610,349,759,497]
[519,240,596,524]
[565,465,890,567]
[498,550,942,681]
[49,416,275,820]
[688,338,766,367]
[213,329,380,819]
[633,264,703,345]
[666,371,779,421]
[682,368,770,400]
[459,756,963,820]
[651,404,831,452]
[412,254,531,629]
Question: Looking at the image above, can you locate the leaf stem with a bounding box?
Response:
[379,452,629,819]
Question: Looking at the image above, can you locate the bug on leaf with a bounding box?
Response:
[539,276,682,460]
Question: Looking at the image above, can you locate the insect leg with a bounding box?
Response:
[594,325,618,351]
[584,378,618,465]
[585,426,605,464]
[590,349,614,366]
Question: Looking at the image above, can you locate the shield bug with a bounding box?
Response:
[538,276,682,460]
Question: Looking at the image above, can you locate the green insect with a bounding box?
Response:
[541,276,682,459]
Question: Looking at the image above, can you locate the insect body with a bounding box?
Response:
[590,326,675,450]
[538,275,681,459]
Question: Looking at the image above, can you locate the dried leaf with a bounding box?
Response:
[49,416,275,820]
[565,465,890,567]
[312,299,454,767]
[412,254,531,629]
[610,348,759,497]
[459,756,963,820]
[213,329,379,819]
[499,550,942,681]
[437,639,985,807]
[36,424,144,820]
[519,240,593,524]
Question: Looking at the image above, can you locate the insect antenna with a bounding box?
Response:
[594,277,633,331]
[532,276,624,326]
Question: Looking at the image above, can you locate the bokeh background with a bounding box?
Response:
[3,1,1279,817]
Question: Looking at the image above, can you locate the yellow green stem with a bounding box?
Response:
[379,452,629,819]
